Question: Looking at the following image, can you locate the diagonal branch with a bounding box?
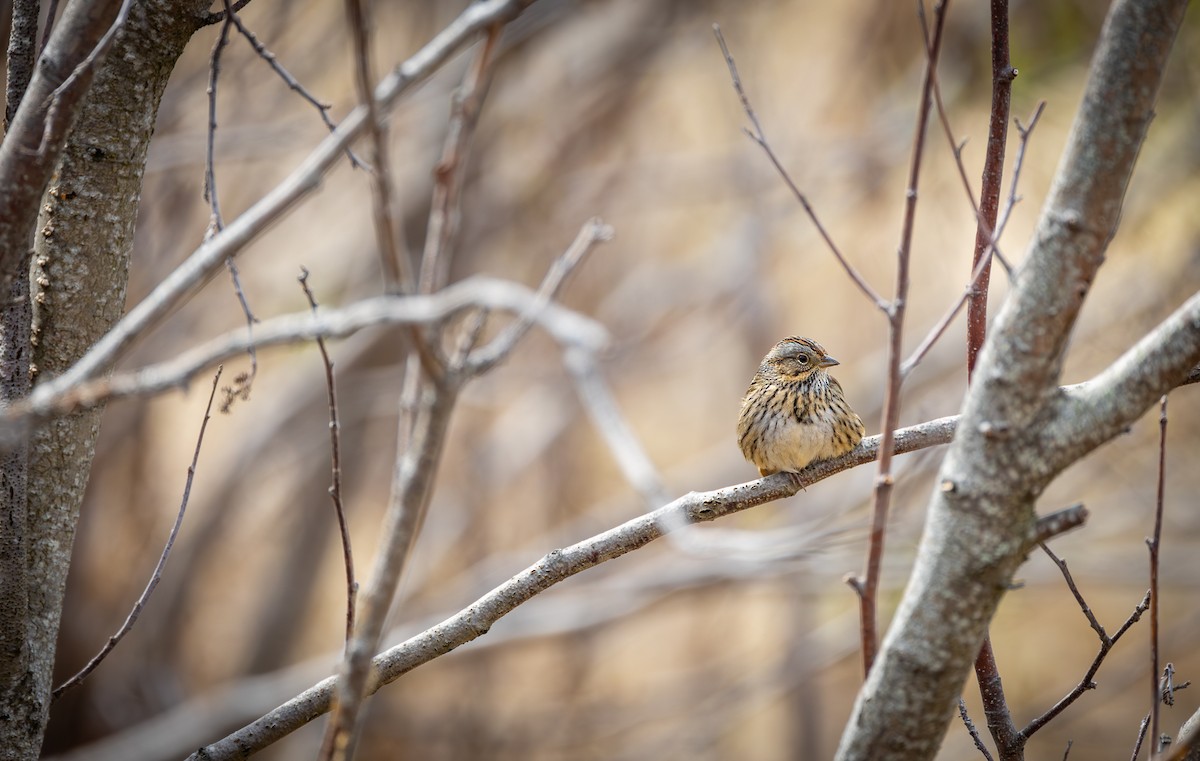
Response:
[188,414,960,760]
[33,0,540,397]
[171,331,1197,761]
[2,277,609,428]
[50,368,223,699]
[1021,543,1149,739]
[186,348,1200,760]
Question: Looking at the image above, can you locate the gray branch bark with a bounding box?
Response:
[835,1,1191,757]
[0,1,125,756]
[0,1,212,757]
[190,415,959,759]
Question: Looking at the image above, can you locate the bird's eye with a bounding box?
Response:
[797,354,809,365]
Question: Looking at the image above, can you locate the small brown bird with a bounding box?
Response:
[737,336,865,476]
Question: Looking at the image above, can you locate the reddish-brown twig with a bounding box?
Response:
[299,268,357,648]
[965,0,1016,375]
[958,2,1018,754]
[854,0,950,675]
[51,367,223,699]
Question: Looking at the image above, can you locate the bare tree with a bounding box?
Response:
[3,0,1198,760]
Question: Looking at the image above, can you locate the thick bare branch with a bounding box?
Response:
[835,1,1190,757]
[3,277,608,427]
[1048,293,1200,466]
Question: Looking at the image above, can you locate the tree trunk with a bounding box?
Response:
[835,0,1192,757]
[2,2,211,756]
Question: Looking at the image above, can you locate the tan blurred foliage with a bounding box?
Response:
[41,1,1200,759]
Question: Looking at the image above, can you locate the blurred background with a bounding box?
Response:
[25,0,1200,758]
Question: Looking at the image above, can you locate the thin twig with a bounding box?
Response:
[217,257,258,412]
[419,24,504,297]
[345,0,409,292]
[712,24,889,313]
[203,6,232,237]
[1023,543,1152,738]
[1041,544,1110,640]
[856,0,950,676]
[995,103,1045,250]
[965,0,1016,372]
[1150,395,1168,755]
[206,2,259,410]
[1063,739,1074,760]
[900,242,997,378]
[899,101,1046,379]
[321,379,456,761]
[1135,713,1153,761]
[959,698,997,761]
[922,3,1016,278]
[50,367,224,699]
[405,21,505,385]
[39,0,61,55]
[224,5,364,168]
[465,218,613,376]
[198,0,253,26]
[299,268,357,648]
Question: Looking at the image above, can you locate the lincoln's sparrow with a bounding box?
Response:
[737,336,865,476]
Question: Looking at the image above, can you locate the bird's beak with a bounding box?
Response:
[819,355,840,368]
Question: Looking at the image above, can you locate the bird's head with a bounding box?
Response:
[763,336,840,382]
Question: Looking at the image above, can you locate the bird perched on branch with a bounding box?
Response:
[737,336,865,476]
